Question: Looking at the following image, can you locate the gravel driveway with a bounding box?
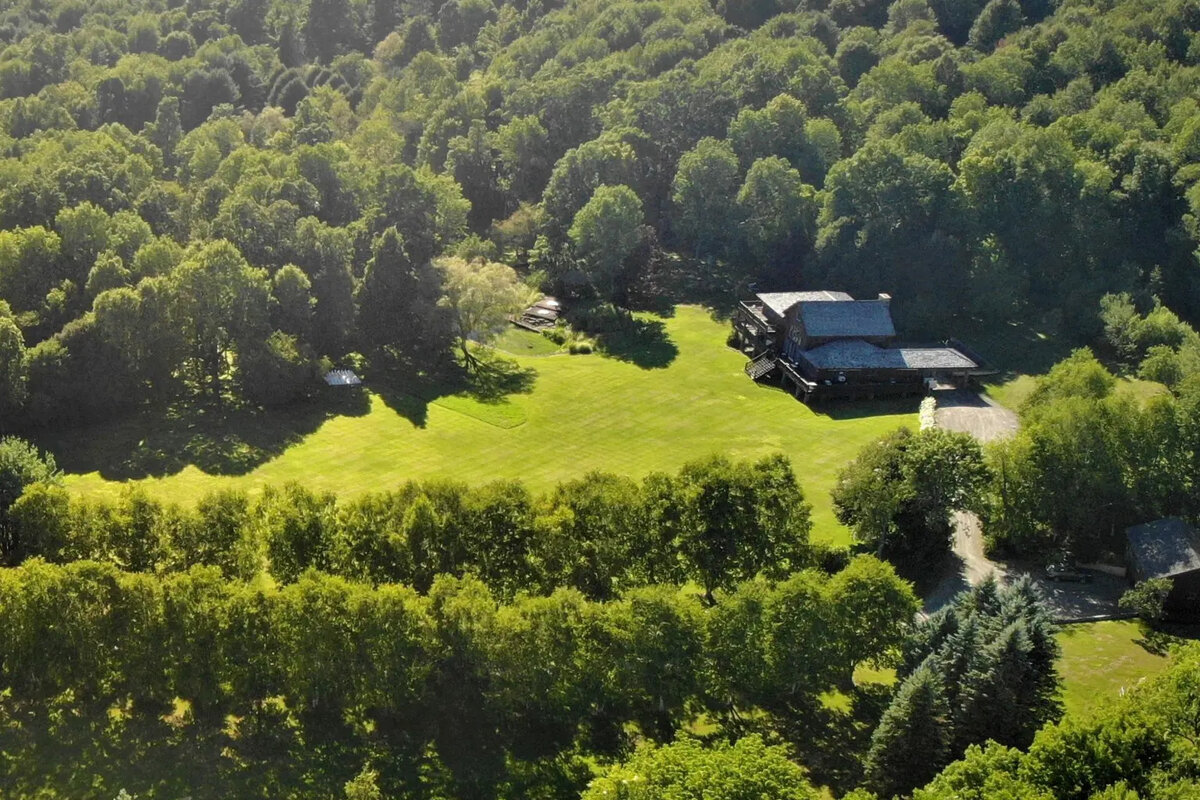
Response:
[932,389,1019,443]
[923,389,1126,621]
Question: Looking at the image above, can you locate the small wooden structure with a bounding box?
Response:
[1126,518,1200,619]
[734,291,983,402]
[512,296,563,331]
[324,369,362,386]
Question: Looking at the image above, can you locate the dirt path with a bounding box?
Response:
[924,390,1127,620]
[924,389,1017,615]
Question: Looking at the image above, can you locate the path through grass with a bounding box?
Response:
[61,306,917,545]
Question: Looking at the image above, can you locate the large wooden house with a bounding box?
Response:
[733,291,982,402]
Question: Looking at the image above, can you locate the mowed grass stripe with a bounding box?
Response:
[63,306,916,545]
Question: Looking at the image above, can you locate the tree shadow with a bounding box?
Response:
[33,388,372,482]
[467,351,539,402]
[370,350,538,429]
[954,317,1078,378]
[0,697,354,800]
[930,389,990,409]
[778,681,894,795]
[594,317,679,369]
[562,303,680,370]
[1135,622,1200,655]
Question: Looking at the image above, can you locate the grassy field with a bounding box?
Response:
[1057,620,1175,719]
[58,306,917,545]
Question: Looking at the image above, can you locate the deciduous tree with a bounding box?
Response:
[436,256,531,370]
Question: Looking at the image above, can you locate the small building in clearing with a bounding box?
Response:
[733,290,982,402]
[513,296,563,331]
[1126,517,1200,619]
[324,369,362,387]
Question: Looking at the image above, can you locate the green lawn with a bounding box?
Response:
[491,326,565,356]
[985,374,1167,413]
[59,306,917,545]
[1056,620,1174,719]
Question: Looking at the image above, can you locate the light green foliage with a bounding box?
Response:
[671,137,741,260]
[583,735,820,800]
[672,453,813,601]
[834,427,989,569]
[344,767,384,800]
[0,436,58,515]
[0,315,27,419]
[987,348,1200,558]
[168,240,271,399]
[435,255,531,366]
[736,156,817,272]
[708,555,918,712]
[1119,578,1173,623]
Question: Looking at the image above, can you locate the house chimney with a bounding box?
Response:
[877,292,891,305]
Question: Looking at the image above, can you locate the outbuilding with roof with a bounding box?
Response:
[1126,517,1200,618]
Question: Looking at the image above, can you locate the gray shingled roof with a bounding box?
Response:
[757,291,852,319]
[1127,518,1200,579]
[798,339,977,371]
[796,299,897,339]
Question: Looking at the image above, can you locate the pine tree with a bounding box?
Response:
[865,664,952,798]
[355,227,446,360]
[371,0,402,43]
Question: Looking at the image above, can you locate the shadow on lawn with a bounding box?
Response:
[1136,623,1200,656]
[36,389,372,482]
[593,317,679,369]
[372,351,538,429]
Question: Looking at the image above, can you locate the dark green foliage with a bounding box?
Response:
[968,0,1024,51]
[864,664,952,797]
[868,577,1061,796]
[355,226,450,362]
[238,330,319,407]
[915,643,1200,800]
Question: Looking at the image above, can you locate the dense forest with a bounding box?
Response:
[0,0,1199,424]
[2,0,1200,796]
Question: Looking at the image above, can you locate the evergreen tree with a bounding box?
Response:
[371,0,403,43]
[355,227,448,362]
[865,664,952,798]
